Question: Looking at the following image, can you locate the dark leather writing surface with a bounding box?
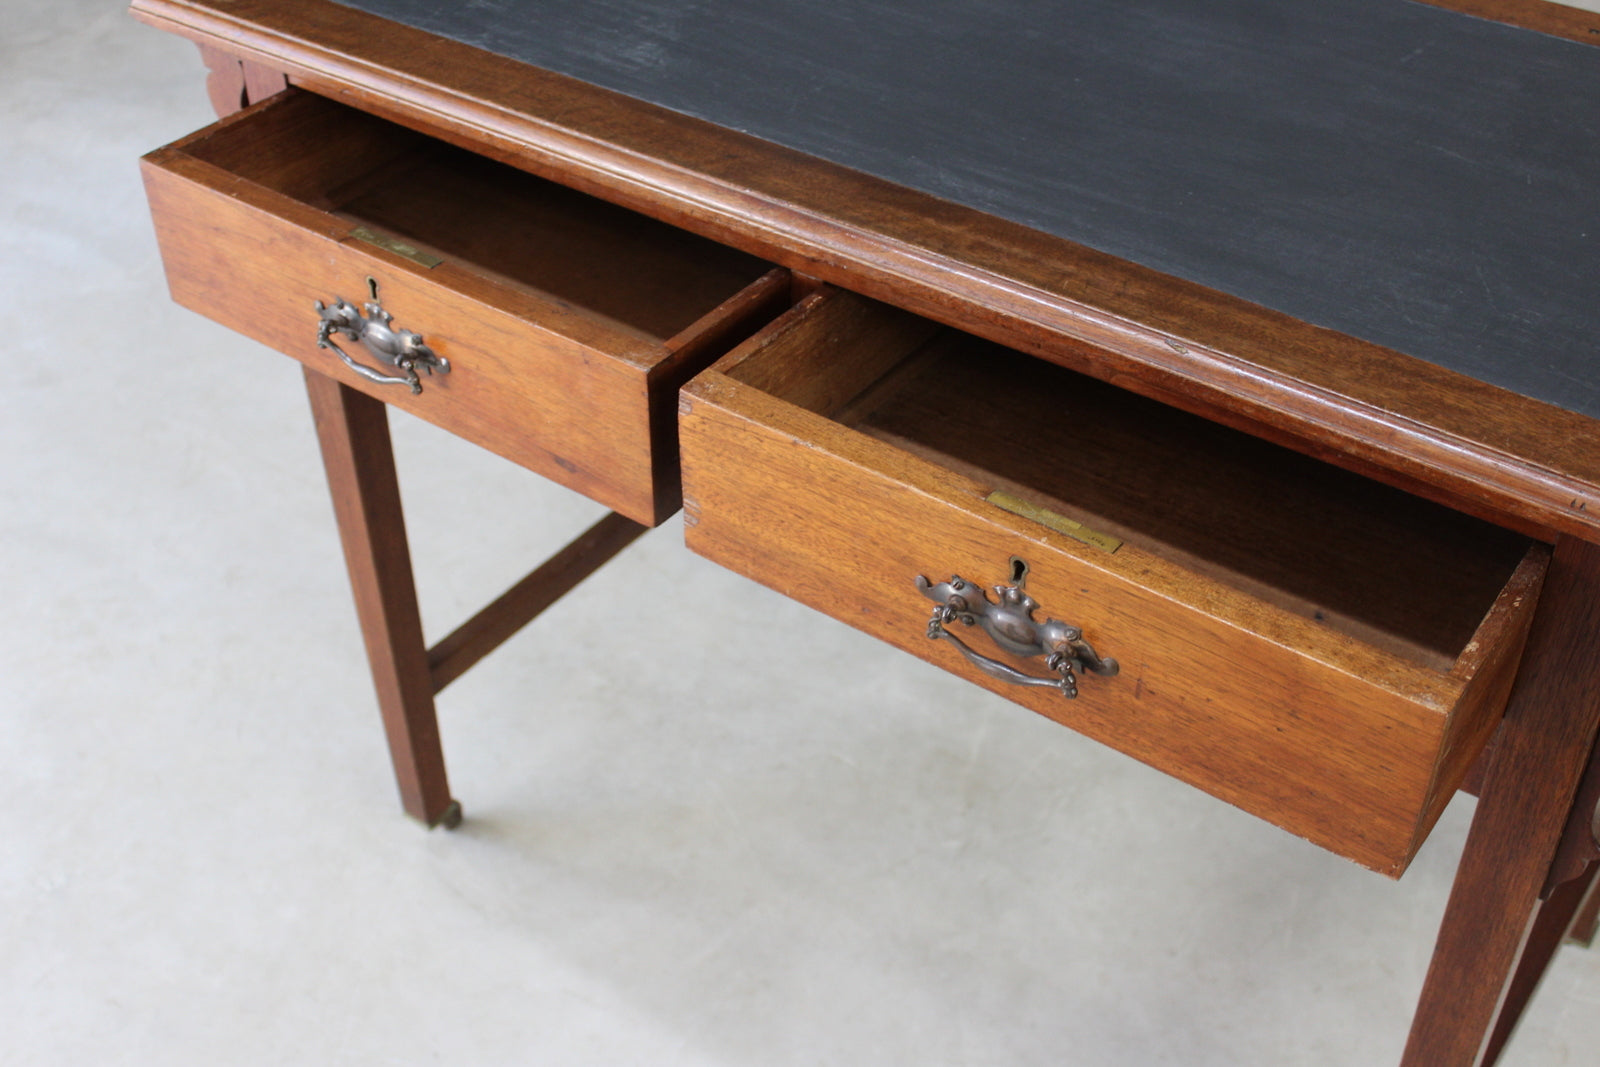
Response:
[333,0,1600,418]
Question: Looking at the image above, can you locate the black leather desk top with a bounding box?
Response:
[333,0,1600,419]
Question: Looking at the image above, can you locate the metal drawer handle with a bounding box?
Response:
[915,567,1118,699]
[315,279,448,395]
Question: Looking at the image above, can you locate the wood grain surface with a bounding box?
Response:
[1402,535,1600,1064]
[304,369,455,827]
[680,289,1549,875]
[132,4,1600,1062]
[1416,0,1600,43]
[140,90,779,525]
[128,0,1600,546]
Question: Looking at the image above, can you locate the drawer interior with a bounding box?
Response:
[720,296,1534,671]
[180,92,772,342]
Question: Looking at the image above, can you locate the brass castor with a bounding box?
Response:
[431,800,463,830]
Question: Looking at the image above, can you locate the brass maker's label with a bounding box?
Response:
[349,226,443,269]
[986,490,1123,553]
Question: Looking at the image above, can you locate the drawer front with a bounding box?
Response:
[680,290,1546,876]
[141,91,787,526]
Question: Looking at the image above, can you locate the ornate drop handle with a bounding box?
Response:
[315,279,449,395]
[915,570,1118,699]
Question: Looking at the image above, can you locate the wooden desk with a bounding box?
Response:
[131,1,1600,1062]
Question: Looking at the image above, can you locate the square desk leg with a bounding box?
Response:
[304,368,459,829]
[1402,535,1600,1066]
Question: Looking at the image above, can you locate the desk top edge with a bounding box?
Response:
[129,0,1600,543]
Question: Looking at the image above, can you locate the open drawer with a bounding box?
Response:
[679,287,1549,875]
[141,88,789,525]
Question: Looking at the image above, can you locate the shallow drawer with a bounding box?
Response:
[679,287,1548,876]
[141,89,788,525]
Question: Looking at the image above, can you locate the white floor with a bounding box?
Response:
[7,2,1600,1064]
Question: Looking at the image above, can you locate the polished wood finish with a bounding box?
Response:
[1480,723,1600,1059]
[143,87,788,828]
[1544,724,1600,893]
[301,377,653,823]
[427,511,646,693]
[241,58,288,105]
[1402,536,1600,1065]
[199,43,287,117]
[1417,0,1600,44]
[844,334,1533,666]
[681,288,1548,875]
[1479,861,1600,1066]
[197,43,247,117]
[134,2,1600,1063]
[129,0,1600,546]
[304,368,455,828]
[141,89,780,526]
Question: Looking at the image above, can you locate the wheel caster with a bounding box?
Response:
[431,799,463,830]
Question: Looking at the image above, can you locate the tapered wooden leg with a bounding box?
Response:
[1478,859,1600,1065]
[305,369,459,828]
[1401,535,1600,1066]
